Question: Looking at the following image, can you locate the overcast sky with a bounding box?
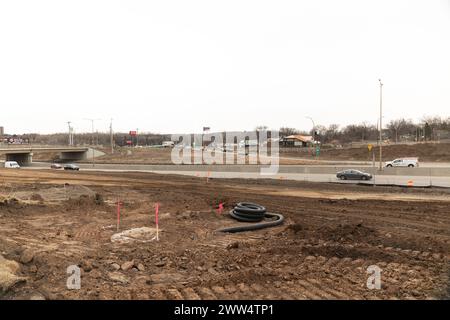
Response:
[0,0,449,134]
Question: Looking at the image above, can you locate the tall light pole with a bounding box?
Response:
[305,116,316,140]
[305,116,316,156]
[378,79,383,170]
[84,118,101,167]
[110,118,114,154]
[136,128,139,146]
[67,121,72,146]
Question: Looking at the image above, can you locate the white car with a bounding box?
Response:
[385,158,419,168]
[4,161,21,169]
[162,141,175,148]
[238,140,259,148]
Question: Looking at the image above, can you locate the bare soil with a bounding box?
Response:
[0,169,449,300]
[91,147,315,165]
[283,142,450,162]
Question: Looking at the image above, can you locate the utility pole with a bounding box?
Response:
[378,79,383,171]
[306,116,316,157]
[136,128,139,146]
[84,118,101,167]
[110,118,114,154]
[67,121,73,146]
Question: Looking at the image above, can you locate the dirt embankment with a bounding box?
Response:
[304,143,450,162]
[89,148,174,164]
[93,143,450,164]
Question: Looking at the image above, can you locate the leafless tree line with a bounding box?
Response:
[6,116,450,146]
[279,116,450,144]
[14,132,170,147]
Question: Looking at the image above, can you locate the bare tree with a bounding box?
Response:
[387,119,408,143]
[279,127,300,138]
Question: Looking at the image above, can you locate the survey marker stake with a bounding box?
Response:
[155,202,160,241]
[217,202,224,215]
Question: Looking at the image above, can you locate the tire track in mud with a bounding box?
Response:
[267,201,450,236]
[141,250,446,300]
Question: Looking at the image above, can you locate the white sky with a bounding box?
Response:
[0,0,449,134]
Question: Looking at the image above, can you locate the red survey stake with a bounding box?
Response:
[217,202,224,214]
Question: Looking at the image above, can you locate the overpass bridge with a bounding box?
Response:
[0,145,89,166]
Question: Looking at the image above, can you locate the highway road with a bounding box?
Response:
[23,162,450,188]
[120,170,450,188]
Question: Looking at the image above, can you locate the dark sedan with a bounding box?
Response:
[64,164,80,171]
[336,169,372,181]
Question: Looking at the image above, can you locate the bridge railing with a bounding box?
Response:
[0,144,89,148]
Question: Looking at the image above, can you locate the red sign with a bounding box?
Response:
[129,131,137,136]
[126,140,133,145]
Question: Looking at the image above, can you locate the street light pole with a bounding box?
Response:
[305,116,316,140]
[84,118,100,167]
[110,118,114,154]
[67,121,72,146]
[305,116,316,156]
[378,79,383,171]
[136,128,139,146]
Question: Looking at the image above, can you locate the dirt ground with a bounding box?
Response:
[0,169,449,300]
[86,147,175,164]
[283,142,450,162]
[90,147,317,165]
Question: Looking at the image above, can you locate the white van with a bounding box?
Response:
[385,158,419,168]
[4,161,21,169]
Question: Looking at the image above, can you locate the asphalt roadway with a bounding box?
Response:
[24,162,450,188]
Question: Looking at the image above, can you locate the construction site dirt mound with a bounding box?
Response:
[317,223,377,242]
[63,193,105,209]
[0,254,25,296]
[1,184,97,204]
[288,221,378,242]
[0,197,22,208]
